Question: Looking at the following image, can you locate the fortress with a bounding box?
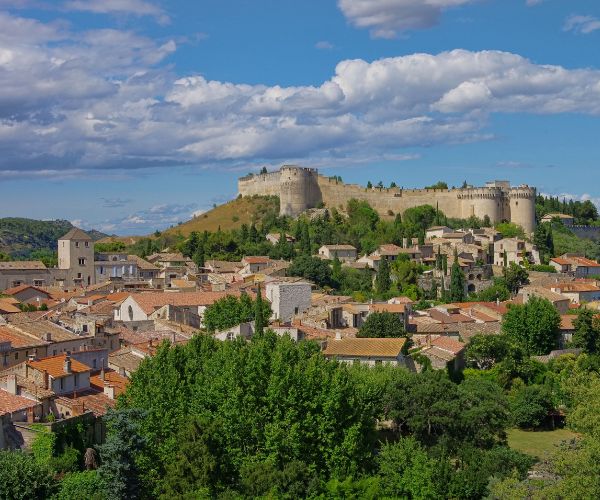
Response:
[238,166,537,234]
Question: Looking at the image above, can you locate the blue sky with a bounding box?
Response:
[0,0,598,234]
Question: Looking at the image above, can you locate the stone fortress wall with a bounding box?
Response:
[238,165,537,233]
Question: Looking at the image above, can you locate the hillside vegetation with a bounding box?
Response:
[165,195,280,236]
[0,218,106,260]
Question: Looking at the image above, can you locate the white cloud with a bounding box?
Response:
[2,12,600,179]
[337,0,477,38]
[315,40,335,50]
[564,15,600,35]
[525,0,544,6]
[64,0,170,25]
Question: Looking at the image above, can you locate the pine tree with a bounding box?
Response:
[375,257,391,295]
[332,255,342,286]
[300,222,311,255]
[449,249,466,302]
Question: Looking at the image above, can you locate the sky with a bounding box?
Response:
[0,0,599,235]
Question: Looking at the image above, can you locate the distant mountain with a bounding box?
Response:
[0,218,108,259]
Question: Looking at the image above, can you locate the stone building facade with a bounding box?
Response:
[239,166,537,233]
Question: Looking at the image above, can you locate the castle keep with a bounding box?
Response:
[238,166,537,234]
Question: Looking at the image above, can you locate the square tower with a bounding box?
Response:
[58,227,95,287]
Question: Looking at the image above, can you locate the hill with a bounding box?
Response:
[0,218,107,259]
[165,195,280,236]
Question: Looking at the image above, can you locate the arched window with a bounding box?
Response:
[128,305,134,321]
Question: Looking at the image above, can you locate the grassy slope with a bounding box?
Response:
[164,196,280,237]
[507,428,578,459]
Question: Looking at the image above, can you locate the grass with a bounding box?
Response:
[507,428,578,459]
[164,195,280,236]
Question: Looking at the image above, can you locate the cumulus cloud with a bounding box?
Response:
[64,0,170,25]
[101,197,133,208]
[337,0,477,38]
[94,203,200,234]
[564,15,600,35]
[2,12,600,178]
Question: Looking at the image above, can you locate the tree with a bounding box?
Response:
[366,181,373,189]
[449,249,466,302]
[56,471,103,500]
[377,438,441,499]
[0,450,55,500]
[495,222,526,239]
[502,296,561,355]
[98,408,148,500]
[424,181,449,190]
[203,293,269,332]
[503,263,529,294]
[572,308,600,354]
[509,384,554,428]
[288,255,333,288]
[533,222,554,264]
[375,257,391,295]
[254,283,266,335]
[466,334,515,370]
[357,312,406,338]
[331,255,342,286]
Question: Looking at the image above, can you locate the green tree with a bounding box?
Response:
[449,250,466,302]
[288,255,333,288]
[466,334,515,370]
[533,222,555,264]
[254,283,266,335]
[56,471,103,500]
[509,384,554,428]
[502,296,561,355]
[357,312,406,338]
[496,222,526,239]
[572,308,600,354]
[203,293,269,333]
[98,408,147,500]
[0,450,55,500]
[375,257,391,295]
[503,263,529,294]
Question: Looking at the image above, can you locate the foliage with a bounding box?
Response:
[449,251,466,302]
[202,293,268,333]
[509,384,554,429]
[536,193,599,225]
[503,263,529,294]
[0,450,55,500]
[470,279,510,302]
[357,312,406,338]
[466,334,515,370]
[374,256,391,295]
[495,222,526,239]
[31,425,56,466]
[572,308,600,354]
[288,255,333,288]
[98,408,148,500]
[424,181,448,190]
[94,241,126,253]
[533,222,554,264]
[502,297,561,355]
[55,471,104,500]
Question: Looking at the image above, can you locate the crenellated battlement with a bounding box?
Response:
[237,165,537,232]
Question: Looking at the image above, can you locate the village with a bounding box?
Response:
[1,215,599,450]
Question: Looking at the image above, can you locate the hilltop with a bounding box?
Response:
[164,195,280,236]
[0,218,107,259]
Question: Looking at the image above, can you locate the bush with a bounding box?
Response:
[56,471,104,500]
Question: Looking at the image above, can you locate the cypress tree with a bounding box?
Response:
[449,249,466,302]
[254,283,266,335]
[375,257,392,295]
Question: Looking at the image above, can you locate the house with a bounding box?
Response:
[368,302,412,331]
[241,256,273,275]
[323,338,409,367]
[425,226,453,239]
[266,281,311,323]
[494,238,540,267]
[114,290,254,325]
[519,286,571,314]
[550,254,600,277]
[0,261,52,291]
[318,245,357,262]
[549,283,600,304]
[541,213,575,226]
[418,336,466,371]
[57,228,95,288]
[0,383,41,424]
[1,285,52,305]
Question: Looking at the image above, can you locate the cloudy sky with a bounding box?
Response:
[0,0,599,235]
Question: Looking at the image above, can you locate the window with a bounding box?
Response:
[375,360,383,366]
[60,378,64,391]
[33,280,44,286]
[74,373,79,387]
[14,352,18,360]
[85,241,89,247]
[100,266,104,274]
[79,258,86,266]
[77,273,82,279]
[93,359,97,369]
[82,324,88,333]
[75,241,80,248]
[11,281,22,287]
[128,305,134,321]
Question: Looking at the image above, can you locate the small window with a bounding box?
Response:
[74,373,79,387]
[85,241,89,247]
[82,324,88,333]
[79,258,86,266]
[14,352,18,360]
[93,359,97,369]
[60,378,64,390]
[77,273,82,279]
[75,242,80,248]
[128,305,134,321]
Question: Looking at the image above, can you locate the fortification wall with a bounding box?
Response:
[571,226,600,240]
[280,166,322,217]
[509,187,537,234]
[238,171,282,197]
[458,188,505,223]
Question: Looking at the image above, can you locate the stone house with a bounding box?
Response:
[318,245,357,262]
[265,281,311,323]
[550,254,600,277]
[494,238,540,267]
[322,338,409,367]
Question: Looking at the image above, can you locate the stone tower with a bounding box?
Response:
[58,227,95,287]
[508,186,537,234]
[279,165,322,217]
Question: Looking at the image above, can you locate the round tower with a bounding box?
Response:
[457,187,503,224]
[279,166,322,217]
[509,186,537,234]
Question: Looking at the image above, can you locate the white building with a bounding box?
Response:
[265,281,312,323]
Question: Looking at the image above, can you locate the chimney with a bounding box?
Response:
[64,354,72,374]
[104,384,115,400]
[335,331,342,340]
[100,367,105,381]
[6,374,17,395]
[43,370,49,390]
[118,367,126,377]
[43,332,51,342]
[28,353,37,362]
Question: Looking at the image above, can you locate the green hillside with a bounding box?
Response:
[0,218,107,260]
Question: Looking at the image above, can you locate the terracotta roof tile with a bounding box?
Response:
[0,261,47,271]
[90,370,129,396]
[128,290,248,315]
[0,388,38,415]
[323,338,406,358]
[29,354,91,378]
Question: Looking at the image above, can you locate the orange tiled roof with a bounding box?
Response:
[369,303,407,314]
[128,290,248,314]
[28,354,91,378]
[90,370,129,396]
[430,336,466,355]
[0,261,46,271]
[242,256,271,264]
[0,388,38,415]
[2,284,50,297]
[0,300,22,314]
[0,325,48,348]
[323,338,406,358]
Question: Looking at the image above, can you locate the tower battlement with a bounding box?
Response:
[237,166,537,233]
